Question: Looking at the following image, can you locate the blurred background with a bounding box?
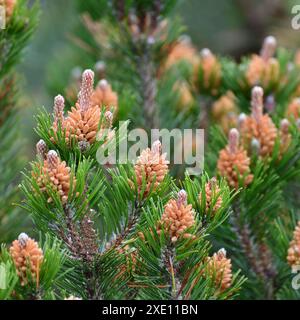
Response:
[17,0,300,158]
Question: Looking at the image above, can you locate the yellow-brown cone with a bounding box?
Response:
[217,128,253,189]
[134,140,169,198]
[158,190,195,243]
[199,177,223,216]
[246,36,279,87]
[90,79,118,113]
[205,248,232,292]
[246,55,265,87]
[51,70,114,146]
[173,80,194,110]
[163,37,199,72]
[239,86,278,158]
[212,91,238,134]
[198,48,221,92]
[63,102,102,144]
[33,150,77,204]
[10,233,43,286]
[246,56,279,87]
[287,221,300,268]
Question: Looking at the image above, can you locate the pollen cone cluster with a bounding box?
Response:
[158,190,195,243]
[173,80,194,110]
[133,140,169,198]
[199,178,223,216]
[239,86,278,158]
[246,56,279,87]
[286,98,300,119]
[287,221,300,268]
[51,69,114,145]
[205,248,232,292]
[197,48,221,94]
[63,103,101,144]
[10,233,44,286]
[33,148,77,204]
[217,128,253,189]
[212,91,238,133]
[246,36,280,87]
[163,36,200,72]
[91,79,118,113]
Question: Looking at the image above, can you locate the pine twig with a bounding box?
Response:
[199,96,213,143]
[231,201,277,299]
[137,43,159,129]
[162,245,182,300]
[62,205,100,299]
[105,201,142,250]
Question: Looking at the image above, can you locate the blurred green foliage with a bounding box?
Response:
[17,0,300,156]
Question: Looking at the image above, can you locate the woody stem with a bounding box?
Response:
[106,201,142,250]
[136,41,159,129]
[62,205,100,299]
[231,201,277,299]
[163,245,181,300]
[199,96,212,143]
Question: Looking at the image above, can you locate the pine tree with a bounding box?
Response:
[0,0,39,243]
[44,1,300,300]
[1,69,245,299]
